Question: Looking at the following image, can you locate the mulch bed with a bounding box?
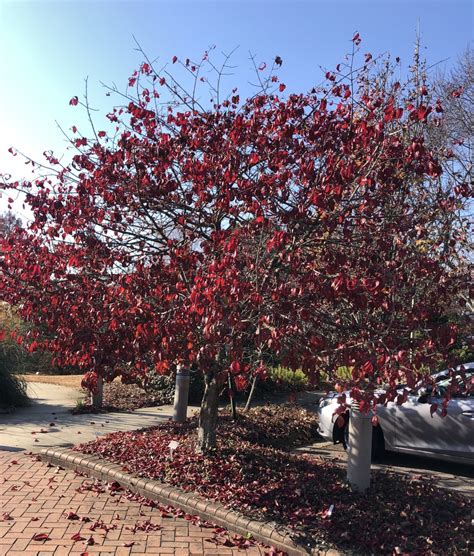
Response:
[76,406,472,555]
[104,381,170,410]
[72,381,171,413]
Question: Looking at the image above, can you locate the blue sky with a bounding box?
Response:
[0,0,472,216]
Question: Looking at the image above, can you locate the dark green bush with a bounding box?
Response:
[0,305,58,375]
[0,342,29,409]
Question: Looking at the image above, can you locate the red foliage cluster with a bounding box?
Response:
[77,422,471,554]
[0,41,471,418]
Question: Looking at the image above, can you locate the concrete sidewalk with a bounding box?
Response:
[0,451,264,555]
[0,383,199,453]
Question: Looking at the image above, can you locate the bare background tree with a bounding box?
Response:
[0,211,22,236]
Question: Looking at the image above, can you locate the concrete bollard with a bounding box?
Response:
[91,372,104,408]
[173,366,190,422]
[346,402,372,492]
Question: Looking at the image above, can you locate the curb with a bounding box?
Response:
[40,447,338,556]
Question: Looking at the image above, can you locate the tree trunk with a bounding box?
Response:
[346,404,372,492]
[90,372,103,408]
[244,373,258,411]
[228,372,237,420]
[197,372,219,452]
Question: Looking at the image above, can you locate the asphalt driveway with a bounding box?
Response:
[294,438,474,497]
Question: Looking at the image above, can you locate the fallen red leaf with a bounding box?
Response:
[32,533,51,541]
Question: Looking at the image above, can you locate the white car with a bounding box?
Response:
[317,363,474,466]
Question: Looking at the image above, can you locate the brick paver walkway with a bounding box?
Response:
[0,452,264,555]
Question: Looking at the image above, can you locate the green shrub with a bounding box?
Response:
[0,305,57,375]
[268,366,309,391]
[0,341,29,409]
[256,366,309,396]
[145,365,308,407]
[319,365,353,386]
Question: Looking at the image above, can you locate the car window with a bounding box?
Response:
[435,371,474,398]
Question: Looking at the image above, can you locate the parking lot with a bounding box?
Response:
[294,438,474,498]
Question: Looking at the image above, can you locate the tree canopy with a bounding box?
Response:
[0,40,471,449]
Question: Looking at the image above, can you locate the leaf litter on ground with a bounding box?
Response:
[76,404,472,554]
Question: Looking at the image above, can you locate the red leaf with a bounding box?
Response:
[71,532,85,541]
[234,375,247,392]
[69,96,79,106]
[32,533,51,541]
[172,56,177,64]
[279,83,286,92]
[361,361,373,375]
[249,153,259,165]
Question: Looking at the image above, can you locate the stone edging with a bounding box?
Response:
[40,447,339,556]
